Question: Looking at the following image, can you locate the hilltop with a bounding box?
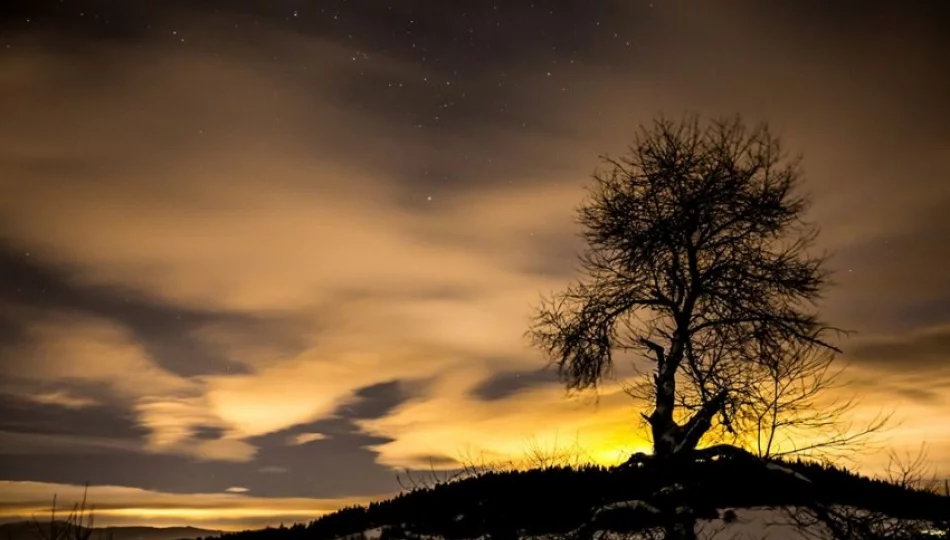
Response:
[207,449,949,540]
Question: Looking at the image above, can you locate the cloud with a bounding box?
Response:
[356,369,649,469]
[0,395,139,440]
[257,466,288,474]
[0,240,284,380]
[0,431,142,456]
[3,313,193,400]
[135,397,257,463]
[28,391,98,410]
[0,31,590,462]
[0,313,257,462]
[849,324,950,373]
[287,433,327,446]
[0,480,375,530]
[838,324,950,415]
[471,368,560,402]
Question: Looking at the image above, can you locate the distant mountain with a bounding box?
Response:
[0,522,222,540]
[211,449,949,540]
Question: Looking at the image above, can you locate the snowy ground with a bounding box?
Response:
[693,507,819,540]
[345,506,944,540]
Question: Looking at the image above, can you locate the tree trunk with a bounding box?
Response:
[649,353,681,459]
[652,456,698,540]
[645,325,726,540]
[664,519,697,540]
[646,364,727,540]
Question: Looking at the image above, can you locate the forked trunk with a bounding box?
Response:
[647,362,727,540]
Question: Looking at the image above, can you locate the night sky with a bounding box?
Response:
[1,0,949,530]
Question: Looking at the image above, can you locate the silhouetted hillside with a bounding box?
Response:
[0,522,222,540]
[208,451,950,540]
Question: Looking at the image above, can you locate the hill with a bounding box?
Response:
[209,449,949,540]
[0,522,223,540]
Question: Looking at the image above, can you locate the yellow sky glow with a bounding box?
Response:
[1,2,948,532]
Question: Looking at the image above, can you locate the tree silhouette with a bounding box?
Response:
[528,114,842,539]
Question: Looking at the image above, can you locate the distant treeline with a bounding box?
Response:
[207,456,949,540]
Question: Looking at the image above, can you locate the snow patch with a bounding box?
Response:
[596,500,662,515]
[535,508,829,540]
[353,506,942,540]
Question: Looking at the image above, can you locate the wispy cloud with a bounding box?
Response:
[28,391,99,410]
[287,433,328,446]
[0,481,375,530]
[0,431,141,455]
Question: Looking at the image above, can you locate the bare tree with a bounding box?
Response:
[731,340,889,461]
[529,114,842,539]
[520,433,593,470]
[883,444,944,495]
[618,337,888,470]
[785,445,950,540]
[395,457,477,492]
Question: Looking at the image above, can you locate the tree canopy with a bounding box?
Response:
[529,114,840,460]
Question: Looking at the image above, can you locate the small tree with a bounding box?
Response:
[529,114,841,539]
[786,445,950,540]
[732,340,888,461]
